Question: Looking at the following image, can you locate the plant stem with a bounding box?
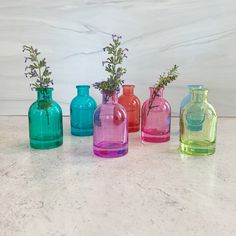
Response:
[147,91,159,116]
[36,57,43,84]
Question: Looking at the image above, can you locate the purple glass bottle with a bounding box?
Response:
[141,87,171,142]
[93,91,128,158]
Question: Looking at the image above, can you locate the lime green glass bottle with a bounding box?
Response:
[28,88,63,149]
[180,88,217,156]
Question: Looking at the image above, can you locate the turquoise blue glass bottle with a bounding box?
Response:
[70,85,97,136]
[28,88,63,149]
[180,88,217,156]
[180,85,204,116]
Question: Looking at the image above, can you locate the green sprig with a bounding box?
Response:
[23,45,53,90]
[93,35,128,97]
[154,64,178,94]
[148,65,179,115]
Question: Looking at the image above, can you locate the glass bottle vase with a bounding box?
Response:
[118,85,140,132]
[93,91,128,158]
[28,88,63,149]
[180,88,217,156]
[141,87,171,142]
[70,85,97,136]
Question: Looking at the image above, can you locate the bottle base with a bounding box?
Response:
[128,125,140,133]
[180,141,215,156]
[30,137,63,149]
[71,127,93,136]
[141,131,170,143]
[94,141,128,158]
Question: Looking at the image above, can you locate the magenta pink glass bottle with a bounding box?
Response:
[93,91,128,158]
[141,87,171,142]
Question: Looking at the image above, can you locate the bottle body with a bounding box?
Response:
[70,85,96,136]
[118,85,140,132]
[93,91,128,158]
[28,88,63,149]
[141,88,171,143]
[180,88,217,156]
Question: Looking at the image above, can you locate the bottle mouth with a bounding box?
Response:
[149,86,164,90]
[36,87,53,91]
[187,84,204,89]
[122,84,135,88]
[76,85,90,89]
[191,88,208,93]
[101,89,118,96]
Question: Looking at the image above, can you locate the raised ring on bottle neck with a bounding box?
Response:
[36,88,53,101]
[77,85,90,96]
[191,88,208,102]
[149,87,164,98]
[102,90,118,104]
[122,85,134,95]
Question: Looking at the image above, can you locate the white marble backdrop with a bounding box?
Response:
[0,0,235,116]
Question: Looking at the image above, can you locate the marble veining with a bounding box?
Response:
[0,0,236,116]
[0,117,236,235]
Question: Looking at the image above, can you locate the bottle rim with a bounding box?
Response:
[36,87,53,91]
[76,85,90,88]
[191,88,208,93]
[122,84,135,88]
[149,86,164,90]
[187,84,204,89]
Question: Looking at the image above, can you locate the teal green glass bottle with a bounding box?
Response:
[70,85,97,136]
[28,88,63,149]
[180,88,217,156]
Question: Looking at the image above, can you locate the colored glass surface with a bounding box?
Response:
[70,85,97,136]
[93,91,128,158]
[180,85,204,116]
[118,85,140,132]
[180,88,217,156]
[141,87,171,143]
[28,88,63,149]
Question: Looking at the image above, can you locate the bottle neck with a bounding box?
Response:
[191,88,208,103]
[123,85,134,96]
[77,85,89,96]
[102,91,118,104]
[37,88,53,101]
[149,87,163,98]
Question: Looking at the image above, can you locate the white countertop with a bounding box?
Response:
[0,117,235,236]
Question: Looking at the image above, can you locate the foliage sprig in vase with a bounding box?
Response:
[148,65,179,115]
[93,34,128,101]
[23,45,53,110]
[23,45,63,149]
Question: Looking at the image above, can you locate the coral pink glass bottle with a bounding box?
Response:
[141,87,171,142]
[118,85,140,132]
[93,91,128,158]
